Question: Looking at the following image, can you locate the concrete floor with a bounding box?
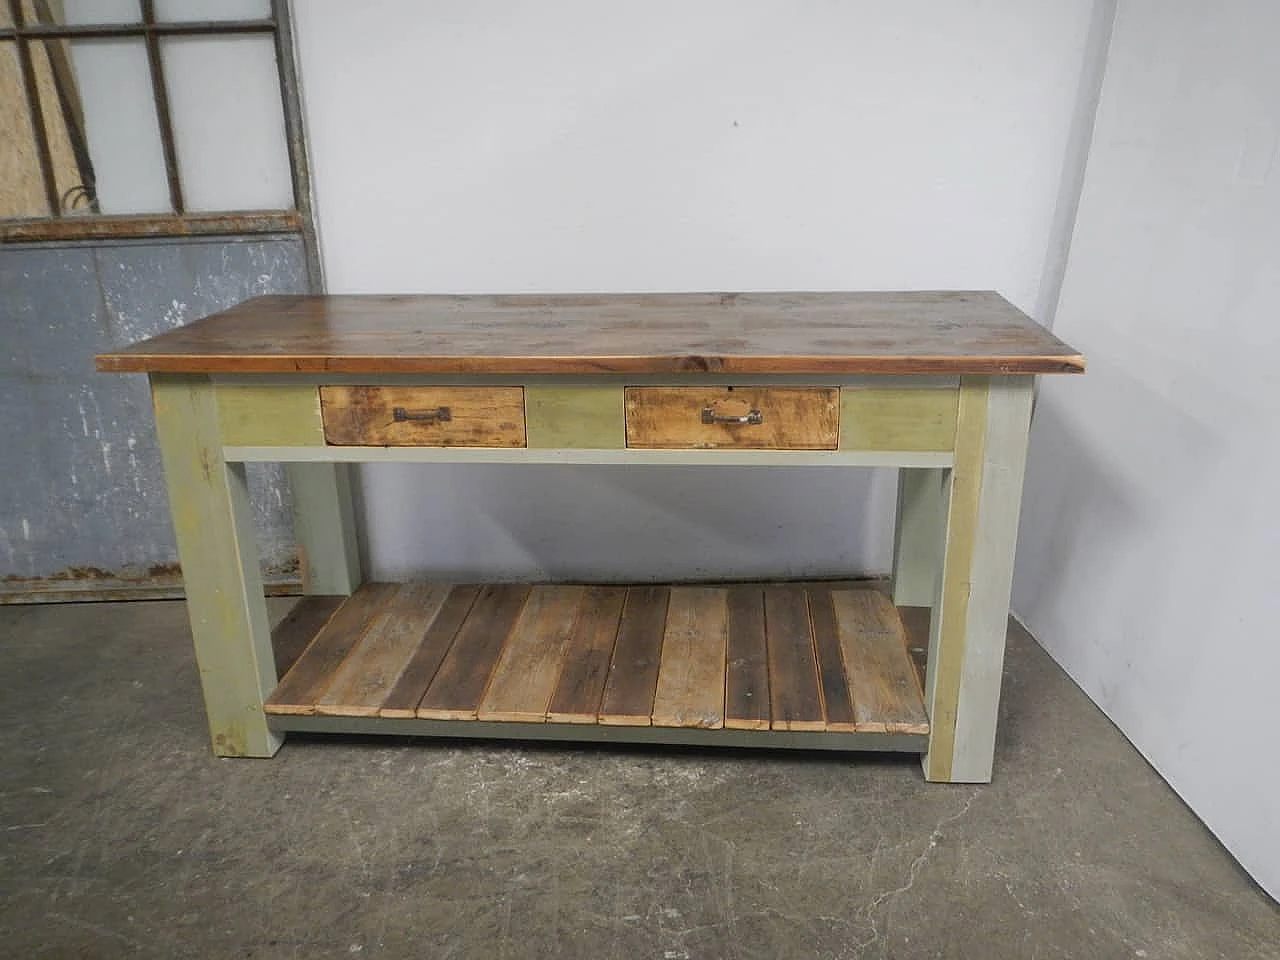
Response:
[0,599,1276,960]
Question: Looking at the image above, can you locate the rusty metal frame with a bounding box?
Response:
[0,0,320,288]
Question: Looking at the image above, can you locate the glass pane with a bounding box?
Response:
[1,4,11,28]
[162,35,292,212]
[155,0,270,22]
[0,41,51,218]
[60,0,141,25]
[68,39,171,214]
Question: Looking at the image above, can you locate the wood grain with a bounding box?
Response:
[599,586,669,726]
[765,586,825,731]
[547,587,626,723]
[417,584,530,719]
[806,587,858,733]
[266,583,398,715]
[320,386,525,447]
[625,387,838,450]
[96,292,1086,375]
[652,588,728,729]
[478,586,585,722]
[315,583,452,717]
[379,585,479,718]
[832,590,929,734]
[271,596,344,680]
[724,587,770,730]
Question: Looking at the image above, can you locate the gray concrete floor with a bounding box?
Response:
[0,598,1276,960]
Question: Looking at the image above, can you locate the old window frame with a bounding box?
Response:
[0,0,319,284]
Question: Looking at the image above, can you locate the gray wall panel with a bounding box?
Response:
[0,237,308,593]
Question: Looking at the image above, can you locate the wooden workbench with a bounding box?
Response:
[97,291,1083,782]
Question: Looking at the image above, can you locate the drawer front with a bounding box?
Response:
[625,387,839,450]
[320,386,526,447]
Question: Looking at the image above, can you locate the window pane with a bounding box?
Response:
[0,41,50,218]
[162,35,292,212]
[154,0,270,22]
[69,40,171,214]
[61,0,141,25]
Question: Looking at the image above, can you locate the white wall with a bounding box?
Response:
[1014,0,1280,898]
[292,0,1095,581]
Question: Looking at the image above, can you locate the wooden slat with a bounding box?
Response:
[724,587,770,730]
[652,588,728,729]
[598,586,670,726]
[271,596,343,680]
[832,590,929,734]
[547,587,626,723]
[416,584,530,719]
[266,583,398,715]
[315,583,452,717]
[764,586,825,731]
[477,586,585,722]
[97,291,1086,376]
[379,585,480,718]
[806,587,858,733]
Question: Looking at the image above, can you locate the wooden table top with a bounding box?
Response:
[95,291,1084,376]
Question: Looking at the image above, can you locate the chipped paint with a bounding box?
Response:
[0,237,309,593]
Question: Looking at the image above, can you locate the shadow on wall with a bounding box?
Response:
[354,463,897,584]
[1013,352,1242,724]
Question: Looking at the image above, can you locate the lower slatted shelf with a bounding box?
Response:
[265,581,930,744]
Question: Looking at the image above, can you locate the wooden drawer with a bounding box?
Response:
[320,386,526,447]
[624,387,839,450]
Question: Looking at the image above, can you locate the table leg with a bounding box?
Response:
[286,462,362,595]
[151,374,281,758]
[892,467,948,607]
[922,376,1034,783]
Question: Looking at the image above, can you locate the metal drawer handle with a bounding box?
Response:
[393,405,452,423]
[701,407,763,426]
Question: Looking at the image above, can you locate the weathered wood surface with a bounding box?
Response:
[264,581,929,735]
[97,291,1085,375]
[832,590,930,734]
[625,387,839,450]
[265,583,398,716]
[724,587,770,730]
[547,587,627,723]
[478,586,584,722]
[651,588,728,729]
[319,385,525,447]
[598,586,670,726]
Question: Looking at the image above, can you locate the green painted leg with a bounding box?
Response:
[922,376,1034,783]
[891,467,948,607]
[285,463,362,595]
[152,374,282,758]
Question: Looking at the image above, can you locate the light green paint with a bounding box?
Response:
[286,462,362,595]
[525,385,624,448]
[216,385,323,446]
[840,387,959,451]
[151,374,282,758]
[272,714,928,753]
[892,467,948,606]
[222,445,954,468]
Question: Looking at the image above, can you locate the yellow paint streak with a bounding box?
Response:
[923,377,988,782]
